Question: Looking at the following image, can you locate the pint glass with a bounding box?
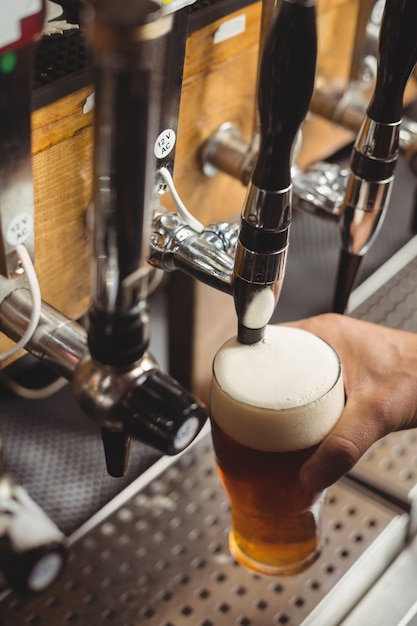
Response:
[210,325,344,576]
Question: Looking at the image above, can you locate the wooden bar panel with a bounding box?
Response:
[31,85,93,318]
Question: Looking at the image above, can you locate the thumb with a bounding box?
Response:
[299,395,387,493]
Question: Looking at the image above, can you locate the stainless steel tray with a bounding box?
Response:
[0,431,408,626]
[342,533,417,626]
[348,237,417,535]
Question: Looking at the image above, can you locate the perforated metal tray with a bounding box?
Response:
[0,431,408,626]
[348,238,417,535]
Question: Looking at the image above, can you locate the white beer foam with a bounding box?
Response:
[211,325,344,452]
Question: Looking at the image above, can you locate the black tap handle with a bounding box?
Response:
[120,369,208,455]
[234,0,317,343]
[333,0,417,314]
[367,0,417,124]
[252,0,317,191]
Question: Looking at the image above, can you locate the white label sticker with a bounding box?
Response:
[28,552,64,592]
[154,129,176,160]
[83,91,95,114]
[0,0,42,50]
[174,417,200,450]
[7,212,34,246]
[213,14,246,45]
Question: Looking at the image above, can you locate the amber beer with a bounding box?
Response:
[210,325,344,576]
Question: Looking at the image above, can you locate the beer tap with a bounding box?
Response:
[151,0,317,340]
[0,1,207,480]
[233,0,317,344]
[310,0,417,175]
[71,0,207,476]
[333,0,417,313]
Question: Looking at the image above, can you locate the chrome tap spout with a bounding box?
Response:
[149,211,237,294]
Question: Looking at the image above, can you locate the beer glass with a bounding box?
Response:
[210,325,344,576]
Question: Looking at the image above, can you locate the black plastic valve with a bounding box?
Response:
[0,538,66,594]
[120,369,208,456]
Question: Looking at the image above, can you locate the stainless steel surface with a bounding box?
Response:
[73,350,158,429]
[292,162,348,219]
[0,286,87,380]
[338,117,398,258]
[149,212,235,294]
[0,432,408,625]
[334,238,417,624]
[349,234,417,328]
[346,241,417,536]
[201,122,258,184]
[341,533,417,626]
[350,429,417,535]
[355,117,400,158]
[83,1,171,317]
[241,184,292,230]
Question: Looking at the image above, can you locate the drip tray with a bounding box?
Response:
[348,241,417,536]
[0,431,408,626]
[349,430,417,536]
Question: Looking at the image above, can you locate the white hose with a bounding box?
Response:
[158,167,204,233]
[0,244,41,362]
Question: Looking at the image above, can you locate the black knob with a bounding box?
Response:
[0,538,66,594]
[120,369,208,455]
